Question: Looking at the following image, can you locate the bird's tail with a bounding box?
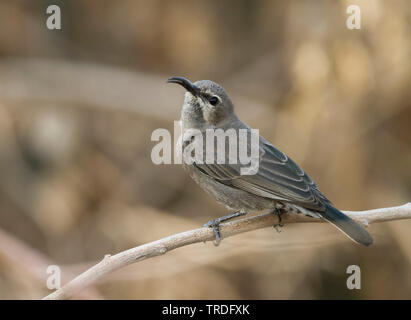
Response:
[320,204,373,246]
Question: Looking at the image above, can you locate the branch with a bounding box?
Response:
[43,203,411,300]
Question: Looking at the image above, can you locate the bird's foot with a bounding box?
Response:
[272,207,285,233]
[203,221,222,246]
[203,210,246,246]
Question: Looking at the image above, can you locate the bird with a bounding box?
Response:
[167,76,373,247]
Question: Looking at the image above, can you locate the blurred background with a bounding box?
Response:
[0,0,410,299]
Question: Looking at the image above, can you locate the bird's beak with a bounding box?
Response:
[167,76,200,97]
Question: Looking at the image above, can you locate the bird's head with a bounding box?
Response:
[167,76,235,128]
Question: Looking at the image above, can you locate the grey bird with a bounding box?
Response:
[167,76,373,247]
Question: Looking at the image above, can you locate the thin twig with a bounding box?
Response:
[43,203,411,300]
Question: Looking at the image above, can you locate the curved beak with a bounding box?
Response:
[167,76,200,97]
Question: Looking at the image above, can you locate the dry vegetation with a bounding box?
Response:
[0,0,410,299]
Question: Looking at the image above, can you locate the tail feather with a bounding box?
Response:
[320,204,373,246]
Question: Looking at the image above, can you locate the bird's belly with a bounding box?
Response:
[183,164,275,211]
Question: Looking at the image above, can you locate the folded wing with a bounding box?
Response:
[194,137,330,212]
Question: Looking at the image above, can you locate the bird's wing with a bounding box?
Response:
[194,138,330,211]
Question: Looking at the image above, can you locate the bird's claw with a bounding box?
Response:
[273,207,284,233]
[203,211,246,246]
[273,224,283,233]
[203,219,222,246]
[212,225,221,246]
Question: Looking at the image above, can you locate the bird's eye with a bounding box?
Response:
[209,96,219,106]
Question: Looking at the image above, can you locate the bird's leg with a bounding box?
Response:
[203,210,247,246]
[272,207,285,233]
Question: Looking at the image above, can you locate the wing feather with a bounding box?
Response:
[193,137,330,211]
